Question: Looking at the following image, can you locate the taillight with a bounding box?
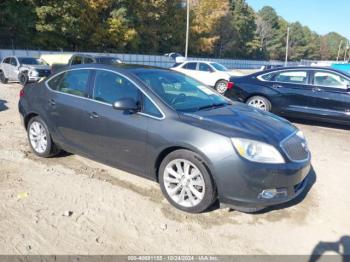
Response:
[19,89,25,98]
[227,82,234,89]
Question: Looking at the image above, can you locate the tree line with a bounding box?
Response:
[0,0,348,61]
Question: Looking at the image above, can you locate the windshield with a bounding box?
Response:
[210,63,228,72]
[134,70,231,112]
[18,57,47,65]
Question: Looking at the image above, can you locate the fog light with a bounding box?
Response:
[260,189,277,199]
[259,188,288,199]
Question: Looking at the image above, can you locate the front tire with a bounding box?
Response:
[0,71,8,84]
[215,80,228,94]
[27,116,60,157]
[246,96,271,112]
[19,73,28,86]
[159,150,216,213]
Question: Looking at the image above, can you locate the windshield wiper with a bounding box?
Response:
[197,102,229,111]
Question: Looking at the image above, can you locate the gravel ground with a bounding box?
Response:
[0,82,349,257]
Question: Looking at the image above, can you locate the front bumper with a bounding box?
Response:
[215,156,311,210]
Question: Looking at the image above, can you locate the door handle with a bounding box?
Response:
[272,84,283,88]
[312,87,322,92]
[48,99,56,106]
[89,112,99,119]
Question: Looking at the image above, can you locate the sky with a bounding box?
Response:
[246,0,350,40]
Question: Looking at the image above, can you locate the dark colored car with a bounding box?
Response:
[19,64,311,213]
[51,54,122,73]
[68,54,123,66]
[226,67,350,126]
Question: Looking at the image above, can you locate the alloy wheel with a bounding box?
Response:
[29,121,48,154]
[216,82,227,94]
[163,159,205,208]
[248,98,268,111]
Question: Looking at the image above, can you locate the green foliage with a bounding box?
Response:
[0,0,36,48]
[0,0,348,60]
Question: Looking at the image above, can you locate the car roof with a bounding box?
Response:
[181,61,215,64]
[54,63,170,76]
[251,66,350,77]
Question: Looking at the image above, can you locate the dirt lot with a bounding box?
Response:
[0,82,349,256]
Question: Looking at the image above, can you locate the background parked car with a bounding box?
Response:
[0,56,51,85]
[51,54,123,73]
[172,61,241,94]
[260,64,284,71]
[226,66,350,126]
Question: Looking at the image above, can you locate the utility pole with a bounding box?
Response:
[336,40,343,61]
[344,42,349,62]
[185,0,190,58]
[284,27,290,67]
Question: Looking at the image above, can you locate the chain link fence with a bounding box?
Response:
[0,49,302,69]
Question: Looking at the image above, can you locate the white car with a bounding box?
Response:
[171,61,238,94]
[0,56,51,85]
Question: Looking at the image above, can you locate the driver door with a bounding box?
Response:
[9,57,19,80]
[84,69,148,175]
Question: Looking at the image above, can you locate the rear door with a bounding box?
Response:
[263,70,314,115]
[177,62,199,80]
[308,70,350,121]
[45,69,94,153]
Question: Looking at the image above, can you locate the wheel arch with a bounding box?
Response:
[154,145,215,183]
[215,78,228,87]
[245,93,271,103]
[24,112,39,130]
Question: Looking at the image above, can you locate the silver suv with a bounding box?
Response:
[0,56,51,85]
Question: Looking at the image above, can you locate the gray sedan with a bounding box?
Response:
[18,64,311,213]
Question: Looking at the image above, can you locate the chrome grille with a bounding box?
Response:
[281,134,309,162]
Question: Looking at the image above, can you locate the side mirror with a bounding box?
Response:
[113,98,140,112]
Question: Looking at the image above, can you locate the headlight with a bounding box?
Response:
[296,130,305,140]
[231,138,285,164]
[31,70,39,77]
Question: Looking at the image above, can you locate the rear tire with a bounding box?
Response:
[0,71,8,84]
[27,116,60,158]
[246,96,271,112]
[215,80,228,94]
[159,149,217,213]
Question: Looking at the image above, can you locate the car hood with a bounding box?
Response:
[21,64,51,70]
[180,103,297,145]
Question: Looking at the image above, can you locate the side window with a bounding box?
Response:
[199,63,212,72]
[57,70,90,97]
[71,56,83,65]
[142,95,162,118]
[313,71,350,89]
[274,71,307,84]
[10,58,18,66]
[84,57,95,64]
[47,73,65,90]
[93,70,140,104]
[3,57,11,64]
[183,62,197,70]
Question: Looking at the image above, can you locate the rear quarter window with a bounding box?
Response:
[259,72,275,81]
